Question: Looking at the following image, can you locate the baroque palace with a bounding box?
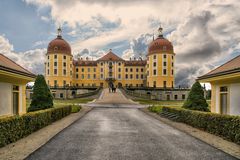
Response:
[45,27,175,89]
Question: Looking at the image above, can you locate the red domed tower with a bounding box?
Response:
[45,27,73,87]
[147,26,175,88]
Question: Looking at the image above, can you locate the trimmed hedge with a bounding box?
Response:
[161,106,240,144]
[0,106,71,148]
[148,105,163,114]
[71,105,81,113]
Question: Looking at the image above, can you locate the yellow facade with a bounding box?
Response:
[0,54,35,116]
[199,73,240,115]
[147,53,175,88]
[45,27,175,89]
[45,53,73,87]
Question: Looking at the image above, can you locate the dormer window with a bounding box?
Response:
[54,46,58,51]
[163,46,167,51]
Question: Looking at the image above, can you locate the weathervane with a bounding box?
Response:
[57,26,62,37]
[158,25,163,37]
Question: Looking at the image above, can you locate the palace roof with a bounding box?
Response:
[97,50,124,61]
[125,60,147,66]
[73,60,97,66]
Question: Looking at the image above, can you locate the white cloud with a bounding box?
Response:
[0,35,46,75]
[22,0,240,86]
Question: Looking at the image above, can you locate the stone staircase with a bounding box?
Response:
[159,111,180,121]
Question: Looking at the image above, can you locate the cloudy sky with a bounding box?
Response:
[0,0,240,87]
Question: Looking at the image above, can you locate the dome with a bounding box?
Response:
[148,27,174,56]
[47,28,72,55]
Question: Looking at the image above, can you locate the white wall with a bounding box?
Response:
[0,82,12,116]
[229,83,240,115]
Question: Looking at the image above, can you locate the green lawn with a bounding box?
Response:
[26,98,94,108]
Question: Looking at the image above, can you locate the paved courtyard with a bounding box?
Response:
[26,89,237,160]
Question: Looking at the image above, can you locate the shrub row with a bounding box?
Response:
[0,106,72,148]
[161,106,240,144]
[148,105,163,114]
[71,105,81,113]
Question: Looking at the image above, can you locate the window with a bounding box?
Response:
[101,62,103,66]
[101,68,103,72]
[101,74,103,79]
[60,93,64,98]
[70,71,72,76]
[70,64,72,67]
[54,55,57,59]
[136,74,139,79]
[47,62,49,67]
[88,68,90,72]
[163,69,167,75]
[125,74,128,79]
[70,57,72,61]
[125,68,128,72]
[63,80,66,86]
[118,74,121,79]
[130,74,133,79]
[63,55,66,59]
[153,55,157,59]
[220,86,228,92]
[76,74,78,79]
[82,74,84,79]
[118,62,121,66]
[54,80,57,86]
[153,62,157,67]
[48,56,49,59]
[172,55,174,59]
[82,68,84,72]
[141,74,144,79]
[93,68,96,72]
[163,81,167,88]
[153,69,157,75]
[54,62,57,66]
[76,83,79,87]
[174,95,178,100]
[63,69,66,75]
[47,69,49,75]
[130,68,133,72]
[63,62,66,67]
[54,69,57,75]
[88,74,90,79]
[93,74,96,79]
[172,62,174,67]
[118,68,121,72]
[153,81,156,87]
[76,68,78,72]
[136,68,139,72]
[163,62,167,66]
[182,94,186,100]
[164,54,167,59]
[141,68,144,72]
[172,69,174,75]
